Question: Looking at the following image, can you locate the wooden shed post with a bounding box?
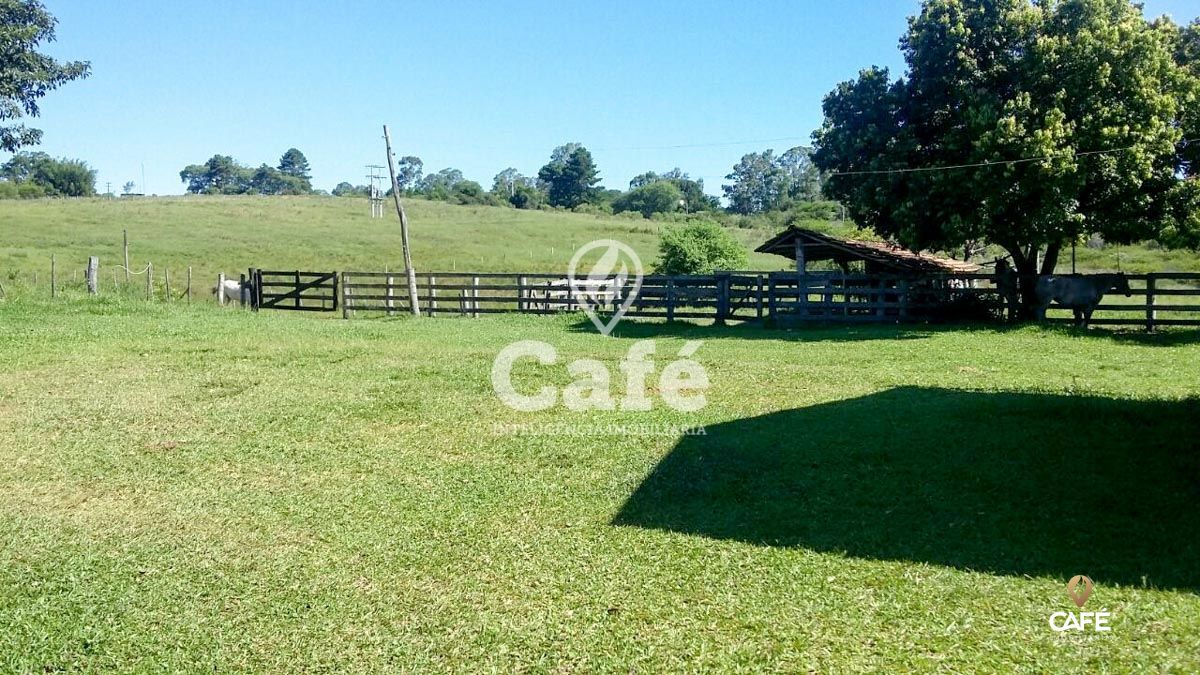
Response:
[794,237,807,315]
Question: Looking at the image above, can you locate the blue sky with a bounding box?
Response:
[13,0,1200,196]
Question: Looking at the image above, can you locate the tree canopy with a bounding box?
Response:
[723,147,822,214]
[180,151,313,195]
[538,144,600,208]
[0,0,90,152]
[813,0,1200,295]
[614,181,682,218]
[0,151,95,197]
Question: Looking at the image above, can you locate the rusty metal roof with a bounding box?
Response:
[756,227,981,274]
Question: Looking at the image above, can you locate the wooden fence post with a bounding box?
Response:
[427,274,437,317]
[756,274,764,321]
[385,270,395,316]
[1145,274,1157,332]
[187,266,192,304]
[86,256,99,295]
[164,268,171,300]
[518,276,527,313]
[240,273,249,307]
[472,276,480,318]
[50,255,56,298]
[715,273,729,325]
[342,272,350,319]
[123,229,130,283]
[218,273,226,305]
[767,275,777,319]
[666,277,676,322]
[146,263,153,299]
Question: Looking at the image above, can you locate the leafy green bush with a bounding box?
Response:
[654,221,748,275]
[613,181,681,218]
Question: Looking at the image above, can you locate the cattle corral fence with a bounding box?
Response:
[328,270,1200,330]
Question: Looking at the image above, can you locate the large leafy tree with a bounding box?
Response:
[179,155,249,194]
[395,155,422,192]
[0,0,89,152]
[813,0,1199,311]
[723,151,784,214]
[538,143,600,208]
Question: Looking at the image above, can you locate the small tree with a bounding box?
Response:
[614,181,681,218]
[277,148,312,192]
[396,156,423,192]
[655,222,748,275]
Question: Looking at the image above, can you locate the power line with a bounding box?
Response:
[824,139,1199,177]
[593,136,812,152]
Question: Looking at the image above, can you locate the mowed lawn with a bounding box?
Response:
[1,297,1198,671]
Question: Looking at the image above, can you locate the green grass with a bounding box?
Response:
[1,295,1198,671]
[3,196,1197,302]
[0,196,785,294]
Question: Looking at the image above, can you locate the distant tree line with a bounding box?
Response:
[332,142,832,219]
[0,152,96,199]
[179,148,313,195]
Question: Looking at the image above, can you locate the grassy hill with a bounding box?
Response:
[2,195,1196,299]
[0,196,785,291]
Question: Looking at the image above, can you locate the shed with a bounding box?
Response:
[756,227,980,275]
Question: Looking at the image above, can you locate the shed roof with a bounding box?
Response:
[755,227,981,274]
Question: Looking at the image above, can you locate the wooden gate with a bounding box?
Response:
[251,269,339,312]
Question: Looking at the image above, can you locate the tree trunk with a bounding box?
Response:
[1004,241,1063,320]
[1006,245,1040,320]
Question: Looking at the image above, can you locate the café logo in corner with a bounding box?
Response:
[1049,575,1112,632]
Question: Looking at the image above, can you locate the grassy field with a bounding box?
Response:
[0,196,786,294]
[2,196,1197,303]
[1,294,1198,671]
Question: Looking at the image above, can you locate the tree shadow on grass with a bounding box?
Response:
[569,316,1200,347]
[613,387,1200,592]
[567,317,936,343]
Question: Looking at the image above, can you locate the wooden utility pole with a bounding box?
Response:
[383,125,421,317]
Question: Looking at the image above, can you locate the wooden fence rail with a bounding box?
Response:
[339,270,1200,329]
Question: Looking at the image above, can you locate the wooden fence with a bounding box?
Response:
[339,270,1200,329]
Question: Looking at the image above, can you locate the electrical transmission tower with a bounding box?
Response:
[366,165,387,218]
